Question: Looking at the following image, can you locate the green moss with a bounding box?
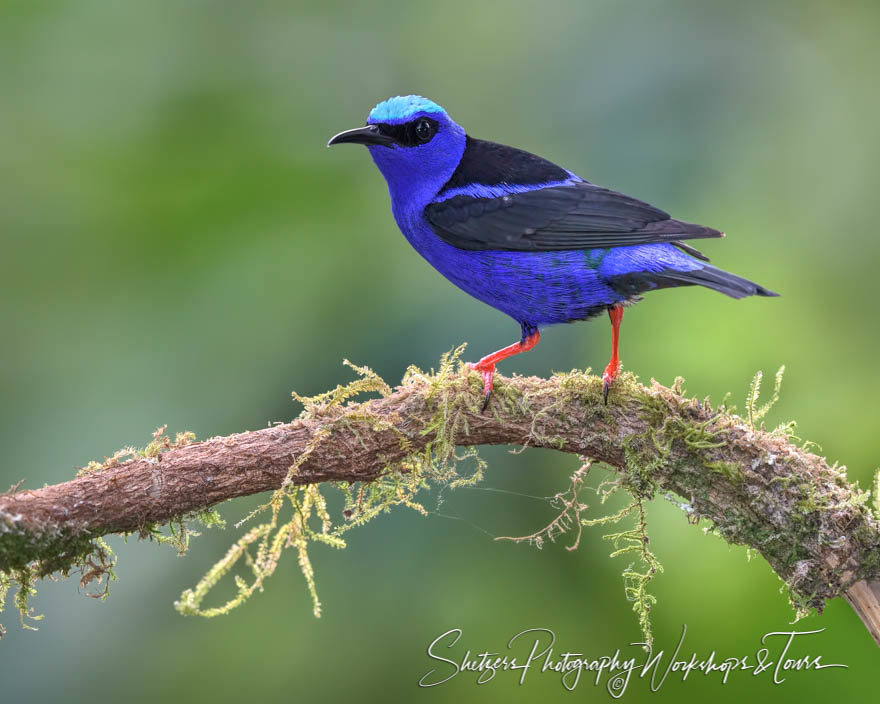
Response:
[492,376,534,418]
[0,522,115,637]
[795,483,824,514]
[706,460,744,485]
[0,519,95,576]
[746,366,785,430]
[495,459,663,649]
[873,469,880,519]
[137,507,227,557]
[76,424,197,477]
[178,346,487,620]
[6,352,875,648]
[1,423,215,637]
[620,434,663,498]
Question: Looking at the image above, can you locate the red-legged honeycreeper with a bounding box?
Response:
[328,96,778,407]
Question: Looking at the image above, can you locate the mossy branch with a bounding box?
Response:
[2,354,880,646]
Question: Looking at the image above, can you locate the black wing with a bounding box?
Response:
[425,180,721,257]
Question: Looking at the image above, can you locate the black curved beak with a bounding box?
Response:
[327,124,395,148]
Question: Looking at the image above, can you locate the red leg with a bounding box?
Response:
[602,305,624,404]
[468,329,540,410]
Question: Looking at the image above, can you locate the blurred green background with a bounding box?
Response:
[2,0,879,700]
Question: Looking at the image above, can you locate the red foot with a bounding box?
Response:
[603,305,624,404]
[602,359,620,404]
[467,361,496,403]
[468,330,540,411]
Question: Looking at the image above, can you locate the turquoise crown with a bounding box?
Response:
[368,95,444,123]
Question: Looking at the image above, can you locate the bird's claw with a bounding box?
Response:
[467,361,495,412]
[602,363,619,405]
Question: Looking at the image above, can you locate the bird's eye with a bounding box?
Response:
[414,118,435,143]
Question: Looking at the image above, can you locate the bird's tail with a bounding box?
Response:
[656,264,778,299]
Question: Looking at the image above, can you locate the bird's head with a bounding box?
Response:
[328,95,466,212]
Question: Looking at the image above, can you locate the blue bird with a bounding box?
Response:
[328,95,777,406]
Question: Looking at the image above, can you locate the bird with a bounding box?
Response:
[328,95,777,408]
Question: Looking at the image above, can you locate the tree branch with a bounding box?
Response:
[2,367,880,644]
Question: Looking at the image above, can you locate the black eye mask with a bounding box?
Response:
[374,117,439,148]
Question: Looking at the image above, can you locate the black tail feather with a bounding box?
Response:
[653,264,779,299]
